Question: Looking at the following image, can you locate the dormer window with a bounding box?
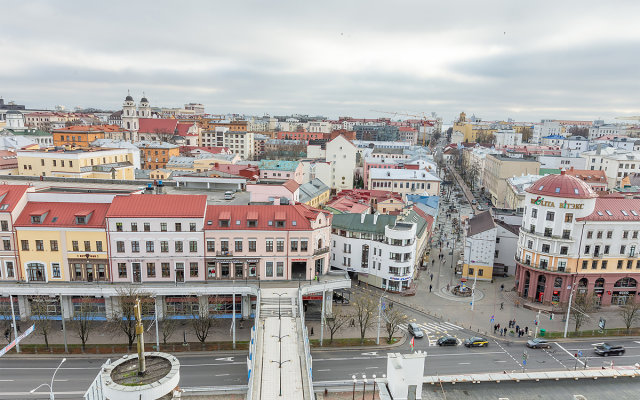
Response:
[248,220,257,227]
[75,216,86,224]
[31,215,41,224]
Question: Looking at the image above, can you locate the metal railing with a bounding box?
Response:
[83,359,111,400]
[245,290,260,400]
[298,290,315,400]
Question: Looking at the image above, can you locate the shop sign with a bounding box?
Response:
[531,197,583,209]
[389,276,410,281]
[558,200,583,210]
[68,253,105,259]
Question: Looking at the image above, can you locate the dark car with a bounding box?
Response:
[526,338,551,349]
[437,336,458,346]
[407,323,424,338]
[594,343,625,356]
[464,337,488,347]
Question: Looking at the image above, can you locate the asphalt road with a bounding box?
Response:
[2,337,640,398]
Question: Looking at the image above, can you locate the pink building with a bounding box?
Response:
[363,158,420,188]
[258,160,304,184]
[203,204,331,281]
[247,180,299,203]
[106,194,207,283]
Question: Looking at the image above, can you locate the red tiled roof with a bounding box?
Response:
[283,180,300,193]
[526,172,597,199]
[176,123,197,136]
[14,202,109,228]
[0,184,30,213]
[204,204,330,230]
[564,168,607,184]
[578,198,640,221]
[107,194,207,218]
[138,118,178,134]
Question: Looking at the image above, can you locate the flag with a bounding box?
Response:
[410,336,415,351]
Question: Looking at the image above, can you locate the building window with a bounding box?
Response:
[530,225,536,234]
[582,260,588,270]
[249,240,256,252]
[291,240,298,252]
[52,263,60,278]
[276,239,284,252]
[597,231,603,239]
[623,230,629,239]
[593,245,600,257]
[546,211,554,221]
[117,241,125,252]
[190,263,198,277]
[531,208,538,218]
[83,241,91,252]
[35,240,44,251]
[562,230,571,239]
[564,213,573,223]
[144,223,151,232]
[541,244,550,253]
[131,241,140,253]
[175,241,183,252]
[560,246,568,255]
[587,231,593,239]
[118,263,127,278]
[607,231,613,239]
[96,241,103,252]
[147,263,156,277]
[591,260,598,269]
[207,240,215,252]
[2,239,10,251]
[266,239,273,252]
[235,240,243,252]
[601,260,608,269]
[604,245,610,255]
[161,223,167,232]
[544,228,552,237]
[72,241,79,251]
[301,240,308,252]
[0,221,8,231]
[621,245,627,254]
[116,222,123,232]
[276,262,284,277]
[266,262,274,277]
[627,260,633,269]
[161,263,170,278]
[175,223,182,232]
[189,241,198,252]
[146,241,154,252]
[189,223,197,232]
[527,240,533,249]
[131,223,138,232]
[584,245,590,254]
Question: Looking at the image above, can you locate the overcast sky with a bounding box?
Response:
[1,0,639,123]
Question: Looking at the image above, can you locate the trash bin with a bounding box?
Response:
[539,329,546,337]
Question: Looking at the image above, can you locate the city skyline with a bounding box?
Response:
[2,1,640,122]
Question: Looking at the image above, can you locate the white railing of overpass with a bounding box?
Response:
[298,289,314,400]
[245,290,260,400]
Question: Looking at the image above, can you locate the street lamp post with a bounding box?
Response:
[361,374,367,400]
[29,357,66,399]
[352,375,357,400]
[471,268,478,311]
[9,294,19,353]
[371,374,377,400]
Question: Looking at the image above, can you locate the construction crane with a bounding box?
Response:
[370,110,438,146]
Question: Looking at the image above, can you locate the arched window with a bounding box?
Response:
[578,278,588,287]
[614,277,637,288]
[318,238,323,249]
[594,278,605,288]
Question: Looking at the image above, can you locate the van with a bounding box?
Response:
[224,191,234,200]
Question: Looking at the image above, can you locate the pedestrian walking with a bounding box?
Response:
[500,284,504,291]
[494,324,497,333]
[525,326,528,334]
[430,273,434,281]
[429,285,432,292]
[500,302,504,310]
[497,323,500,332]
[515,324,519,333]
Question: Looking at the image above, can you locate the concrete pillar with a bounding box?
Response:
[156,296,165,319]
[63,297,74,319]
[325,290,333,315]
[17,295,28,319]
[241,294,250,319]
[107,296,120,320]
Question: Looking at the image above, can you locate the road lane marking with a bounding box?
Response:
[317,369,331,372]
[543,348,569,369]
[495,360,507,363]
[458,362,471,365]
[365,366,378,369]
[214,357,234,361]
[314,352,504,362]
[214,374,229,377]
[493,340,521,368]
[0,379,14,381]
[555,343,584,366]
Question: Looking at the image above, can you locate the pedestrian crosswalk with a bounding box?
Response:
[400,321,464,346]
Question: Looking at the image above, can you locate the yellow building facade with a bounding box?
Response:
[16,148,135,180]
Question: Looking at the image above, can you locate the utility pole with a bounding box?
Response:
[563,284,575,338]
[9,294,19,353]
[471,269,478,311]
[534,309,541,338]
[320,288,325,346]
[232,284,236,350]
[154,296,160,351]
[59,295,68,353]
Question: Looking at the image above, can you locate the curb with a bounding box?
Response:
[0,349,248,359]
[311,333,408,352]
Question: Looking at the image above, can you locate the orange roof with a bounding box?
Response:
[107,194,207,218]
[0,184,30,212]
[564,168,607,184]
[578,198,640,221]
[14,202,109,228]
[526,172,597,199]
[283,179,300,193]
[204,204,330,231]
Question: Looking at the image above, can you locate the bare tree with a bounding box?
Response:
[160,318,179,345]
[619,299,640,334]
[570,293,597,332]
[191,296,223,344]
[384,308,408,344]
[324,308,350,344]
[29,296,54,349]
[568,126,589,137]
[352,291,377,344]
[521,127,533,143]
[112,288,152,348]
[72,297,97,350]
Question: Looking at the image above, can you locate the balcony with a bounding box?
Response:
[514,255,570,274]
[216,250,233,257]
[521,231,574,242]
[313,247,330,256]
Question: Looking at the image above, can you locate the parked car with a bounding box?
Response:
[526,338,551,349]
[407,323,424,338]
[471,199,477,205]
[594,343,625,356]
[464,337,488,347]
[224,191,235,200]
[437,336,458,346]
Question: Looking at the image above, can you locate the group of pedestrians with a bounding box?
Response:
[493,319,529,337]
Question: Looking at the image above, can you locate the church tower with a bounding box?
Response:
[139,94,151,118]
[122,91,139,132]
